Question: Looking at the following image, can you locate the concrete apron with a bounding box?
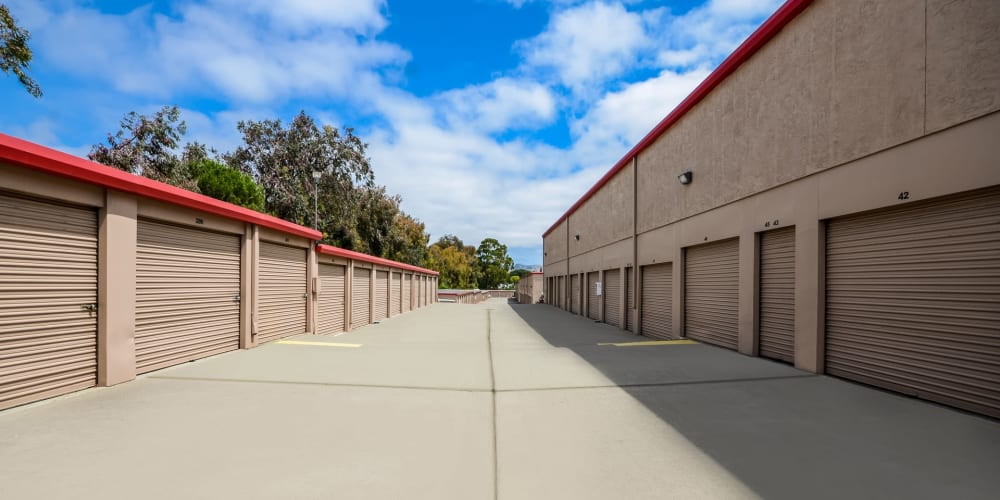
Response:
[0,299,998,500]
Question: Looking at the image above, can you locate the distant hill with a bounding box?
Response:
[513,263,542,272]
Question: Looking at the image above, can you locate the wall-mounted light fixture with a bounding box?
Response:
[678,171,693,185]
[574,234,580,241]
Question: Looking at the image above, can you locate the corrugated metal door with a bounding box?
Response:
[392,272,402,314]
[317,264,346,335]
[0,193,97,411]
[351,268,371,328]
[374,270,389,322]
[641,263,672,340]
[557,276,564,309]
[604,269,621,327]
[403,274,412,312]
[685,238,739,349]
[571,275,580,314]
[257,242,307,344]
[759,227,795,363]
[826,188,1000,418]
[135,219,240,374]
[587,272,599,320]
[626,268,634,332]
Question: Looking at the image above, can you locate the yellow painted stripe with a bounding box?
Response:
[276,340,362,348]
[598,339,699,347]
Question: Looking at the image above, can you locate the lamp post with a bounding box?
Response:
[312,170,321,230]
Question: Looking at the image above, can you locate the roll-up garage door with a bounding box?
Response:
[392,272,402,314]
[0,193,97,411]
[317,264,346,335]
[604,269,621,327]
[136,219,240,373]
[374,270,389,322]
[352,268,371,329]
[759,227,795,363]
[571,275,580,314]
[258,242,307,344]
[641,263,672,340]
[587,272,599,320]
[626,268,634,332]
[403,274,412,312]
[685,238,739,350]
[826,188,1000,418]
[557,276,564,310]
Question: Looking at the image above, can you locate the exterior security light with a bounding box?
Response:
[678,171,693,185]
[574,234,580,241]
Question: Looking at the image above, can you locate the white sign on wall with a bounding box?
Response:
[595,282,602,296]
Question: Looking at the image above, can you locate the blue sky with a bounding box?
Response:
[1,0,783,265]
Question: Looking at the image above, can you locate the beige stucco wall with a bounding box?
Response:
[542,0,1000,372]
[568,162,634,257]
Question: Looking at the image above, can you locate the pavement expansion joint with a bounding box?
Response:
[597,339,699,347]
[147,375,492,393]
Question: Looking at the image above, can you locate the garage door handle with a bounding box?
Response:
[81,303,98,312]
[233,294,241,303]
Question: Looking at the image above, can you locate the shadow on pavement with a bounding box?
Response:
[508,303,1000,500]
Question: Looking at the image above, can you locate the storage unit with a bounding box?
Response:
[625,268,634,332]
[256,242,307,344]
[684,239,739,349]
[351,267,371,329]
[317,264,346,335]
[587,272,599,320]
[570,274,580,314]
[758,227,796,363]
[641,263,672,340]
[0,193,98,411]
[557,276,564,310]
[825,188,1000,419]
[604,269,621,327]
[392,272,402,314]
[374,270,389,322]
[403,273,412,312]
[135,219,240,374]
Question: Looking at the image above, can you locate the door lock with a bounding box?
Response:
[81,303,98,312]
[233,294,241,303]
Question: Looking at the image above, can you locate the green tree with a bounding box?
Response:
[510,269,531,281]
[427,244,475,289]
[1,4,41,97]
[189,158,265,211]
[475,238,514,290]
[89,106,194,189]
[386,213,429,266]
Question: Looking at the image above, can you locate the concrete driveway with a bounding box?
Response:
[1,299,998,499]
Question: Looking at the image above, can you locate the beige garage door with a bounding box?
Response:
[556,276,564,310]
[136,219,240,374]
[587,272,600,320]
[317,264,346,335]
[685,238,739,350]
[257,242,306,344]
[392,272,402,314]
[352,267,371,329]
[403,273,412,312]
[759,227,795,363]
[570,275,580,314]
[604,269,621,327]
[626,268,634,332]
[641,263,672,340]
[0,193,97,411]
[375,270,389,322]
[826,187,1000,418]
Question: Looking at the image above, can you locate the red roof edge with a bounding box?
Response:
[0,133,322,240]
[316,244,440,276]
[542,0,814,237]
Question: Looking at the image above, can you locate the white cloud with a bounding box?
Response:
[431,78,557,134]
[516,1,649,94]
[651,0,784,69]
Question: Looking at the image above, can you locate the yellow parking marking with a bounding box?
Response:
[598,339,699,347]
[276,340,362,348]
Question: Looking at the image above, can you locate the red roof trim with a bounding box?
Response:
[316,244,440,276]
[542,0,814,237]
[0,133,322,240]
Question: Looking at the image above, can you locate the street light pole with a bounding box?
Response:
[312,170,321,230]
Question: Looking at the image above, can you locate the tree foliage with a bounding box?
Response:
[89,106,194,189]
[475,238,514,290]
[0,4,41,97]
[189,159,265,212]
[426,235,477,289]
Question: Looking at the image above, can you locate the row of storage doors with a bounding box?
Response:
[0,192,308,410]
[551,187,999,418]
[320,265,430,335]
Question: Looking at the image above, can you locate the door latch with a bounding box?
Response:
[233,294,241,303]
[81,303,98,312]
